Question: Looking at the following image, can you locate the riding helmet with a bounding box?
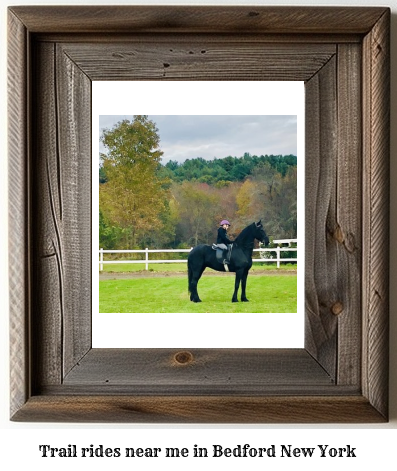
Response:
[220,220,231,226]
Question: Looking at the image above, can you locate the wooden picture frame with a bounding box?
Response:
[8,6,390,423]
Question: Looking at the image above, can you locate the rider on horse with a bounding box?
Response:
[189,220,268,302]
[216,219,233,265]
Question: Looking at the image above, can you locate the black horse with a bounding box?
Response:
[187,220,269,303]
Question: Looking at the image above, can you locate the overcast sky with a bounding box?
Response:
[99,115,297,164]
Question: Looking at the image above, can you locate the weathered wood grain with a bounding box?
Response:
[31,42,92,386]
[8,9,30,419]
[305,43,364,386]
[60,42,336,81]
[362,9,390,419]
[8,6,390,423]
[56,45,91,377]
[62,348,333,390]
[304,56,338,377]
[11,395,385,424]
[34,33,363,45]
[9,6,387,34]
[335,43,362,386]
[32,42,63,388]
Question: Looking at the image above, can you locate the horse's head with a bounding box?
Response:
[254,220,269,246]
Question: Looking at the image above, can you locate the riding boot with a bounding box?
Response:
[222,249,230,271]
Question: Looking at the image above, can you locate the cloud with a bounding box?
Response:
[99,115,297,163]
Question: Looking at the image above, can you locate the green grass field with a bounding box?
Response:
[99,274,297,313]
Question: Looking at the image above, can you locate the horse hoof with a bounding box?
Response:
[242,298,249,302]
[232,299,238,303]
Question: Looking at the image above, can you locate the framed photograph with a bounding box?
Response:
[93,82,304,349]
[8,6,390,423]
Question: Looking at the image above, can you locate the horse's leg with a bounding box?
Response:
[189,265,205,303]
[190,275,201,302]
[241,269,249,302]
[232,269,244,302]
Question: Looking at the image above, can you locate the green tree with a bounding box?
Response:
[99,210,123,249]
[99,116,169,248]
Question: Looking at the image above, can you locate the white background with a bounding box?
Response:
[1,0,396,469]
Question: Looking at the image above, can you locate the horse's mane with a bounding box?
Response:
[234,223,256,248]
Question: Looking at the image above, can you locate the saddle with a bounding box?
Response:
[212,243,233,272]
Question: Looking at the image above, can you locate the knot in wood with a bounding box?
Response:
[333,225,344,244]
[331,302,344,316]
[174,351,194,365]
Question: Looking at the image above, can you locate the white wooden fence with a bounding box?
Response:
[99,239,297,271]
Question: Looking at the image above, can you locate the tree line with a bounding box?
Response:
[99,116,297,251]
[158,153,297,185]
